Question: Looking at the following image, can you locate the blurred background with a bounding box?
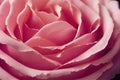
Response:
[112,74,120,80]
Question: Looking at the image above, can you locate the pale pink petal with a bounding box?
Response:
[54,4,62,17]
[5,0,27,38]
[99,0,111,5]
[0,31,61,70]
[81,0,100,13]
[105,0,120,38]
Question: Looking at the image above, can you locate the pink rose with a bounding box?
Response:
[0,0,120,80]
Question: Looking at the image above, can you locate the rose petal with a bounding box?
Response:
[0,67,18,80]
[62,33,120,68]
[28,0,48,10]
[62,4,114,66]
[26,36,57,47]
[71,0,100,39]
[35,11,58,24]
[105,0,120,38]
[26,21,76,46]
[0,49,91,79]
[26,7,44,29]
[71,4,81,25]
[0,0,9,31]
[72,0,99,30]
[71,5,82,38]
[76,62,112,80]
[16,4,32,39]
[0,31,61,70]
[58,0,78,28]
[54,4,62,17]
[22,24,38,42]
[46,42,96,64]
[5,0,27,38]
[97,51,120,80]
[0,0,3,4]
[0,50,112,80]
[81,0,100,13]
[49,0,79,28]
[98,52,120,80]
[35,25,101,55]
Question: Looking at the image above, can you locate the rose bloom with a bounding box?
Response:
[0,0,120,80]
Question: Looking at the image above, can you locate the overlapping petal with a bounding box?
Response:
[0,0,120,80]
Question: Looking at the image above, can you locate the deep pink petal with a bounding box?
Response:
[22,24,38,42]
[0,67,18,80]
